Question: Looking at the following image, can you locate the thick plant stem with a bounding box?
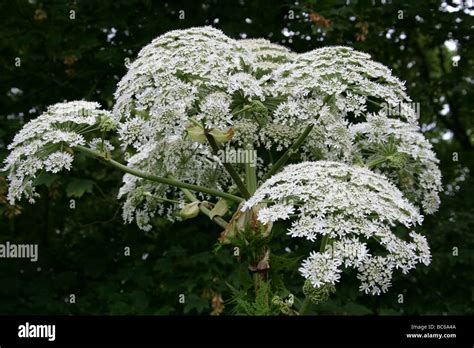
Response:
[179,187,228,229]
[299,297,311,315]
[245,149,269,299]
[320,234,330,252]
[245,147,258,195]
[252,272,261,296]
[204,132,251,199]
[263,124,314,180]
[73,145,245,203]
[252,271,269,307]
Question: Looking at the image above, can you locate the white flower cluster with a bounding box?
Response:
[271,46,410,111]
[5,27,441,283]
[260,46,442,214]
[112,27,262,228]
[243,161,432,295]
[4,27,441,295]
[117,136,233,231]
[350,112,442,213]
[111,27,440,229]
[196,92,233,129]
[239,38,296,76]
[114,26,258,140]
[3,101,114,204]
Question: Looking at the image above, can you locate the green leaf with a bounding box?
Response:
[33,172,59,187]
[183,293,209,314]
[130,290,149,312]
[378,308,401,315]
[109,301,131,315]
[209,199,229,220]
[66,178,94,198]
[179,201,200,219]
[342,303,373,315]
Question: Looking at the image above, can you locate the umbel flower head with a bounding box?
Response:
[114,26,260,146]
[113,27,263,229]
[350,112,442,214]
[111,28,440,229]
[4,27,441,239]
[243,161,431,295]
[262,46,442,215]
[2,101,114,205]
[239,38,296,76]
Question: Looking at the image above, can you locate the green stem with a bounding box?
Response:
[179,187,228,229]
[245,147,258,195]
[73,145,245,204]
[146,195,182,205]
[252,272,261,296]
[263,124,314,180]
[204,132,251,199]
[320,234,330,252]
[372,235,382,243]
[299,297,311,316]
[232,105,253,116]
[367,157,388,169]
[367,98,382,107]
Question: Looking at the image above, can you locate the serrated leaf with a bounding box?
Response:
[33,172,59,187]
[66,178,94,198]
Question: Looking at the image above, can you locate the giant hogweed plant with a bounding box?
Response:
[3,27,441,315]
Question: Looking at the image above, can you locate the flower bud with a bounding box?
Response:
[98,115,117,132]
[209,128,234,144]
[179,201,200,219]
[209,199,229,220]
[186,124,207,143]
[302,280,336,305]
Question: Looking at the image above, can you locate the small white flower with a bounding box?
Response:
[197,92,232,129]
[257,204,294,224]
[409,231,432,266]
[228,72,264,99]
[89,138,115,152]
[357,256,394,295]
[299,251,343,288]
[44,152,74,173]
[332,238,371,268]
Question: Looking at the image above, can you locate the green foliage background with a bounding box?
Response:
[0,0,472,315]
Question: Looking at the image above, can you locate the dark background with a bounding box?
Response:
[0,0,472,315]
